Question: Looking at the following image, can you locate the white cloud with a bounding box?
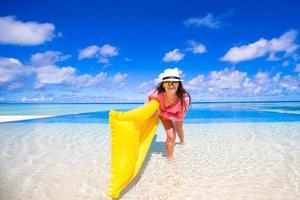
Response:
[0,57,24,83]
[221,38,268,63]
[53,94,130,103]
[21,97,26,102]
[182,68,261,96]
[1,53,123,92]
[187,40,207,54]
[1,53,110,90]
[185,13,220,28]
[124,57,131,62]
[163,49,185,62]
[294,64,300,72]
[109,72,128,88]
[35,65,75,88]
[35,64,107,89]
[21,96,53,103]
[279,75,299,90]
[221,30,299,63]
[208,68,248,94]
[255,72,270,85]
[138,81,155,91]
[185,75,205,91]
[0,57,33,89]
[78,45,100,60]
[98,57,110,65]
[267,30,299,61]
[7,82,26,90]
[272,72,281,83]
[99,44,119,57]
[292,53,300,62]
[184,67,300,98]
[267,52,281,61]
[269,30,298,53]
[0,16,55,45]
[242,77,259,93]
[30,51,71,66]
[283,61,289,67]
[68,72,107,88]
[78,44,119,65]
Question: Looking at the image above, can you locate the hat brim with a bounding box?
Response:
[161,78,182,82]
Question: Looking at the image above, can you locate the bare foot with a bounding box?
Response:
[167,156,174,161]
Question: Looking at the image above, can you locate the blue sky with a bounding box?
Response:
[1,0,300,102]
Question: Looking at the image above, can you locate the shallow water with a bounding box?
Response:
[1,122,300,199]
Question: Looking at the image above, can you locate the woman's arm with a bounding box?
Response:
[182,93,190,113]
[145,89,159,103]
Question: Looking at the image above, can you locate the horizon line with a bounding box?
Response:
[0,100,300,104]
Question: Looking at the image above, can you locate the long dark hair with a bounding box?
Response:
[156,82,191,107]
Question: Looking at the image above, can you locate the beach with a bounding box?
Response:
[2,0,300,199]
[0,115,53,123]
[1,122,300,199]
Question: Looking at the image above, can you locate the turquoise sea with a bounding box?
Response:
[1,101,300,123]
[1,101,300,199]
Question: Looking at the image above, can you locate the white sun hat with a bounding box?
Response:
[160,68,182,82]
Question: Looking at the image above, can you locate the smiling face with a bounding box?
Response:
[163,81,179,95]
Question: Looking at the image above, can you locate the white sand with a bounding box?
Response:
[0,115,52,123]
[0,123,300,199]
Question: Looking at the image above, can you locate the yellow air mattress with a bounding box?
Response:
[107,100,159,198]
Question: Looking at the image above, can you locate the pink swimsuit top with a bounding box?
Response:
[146,89,190,121]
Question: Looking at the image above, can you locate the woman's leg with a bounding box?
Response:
[174,121,184,144]
[160,117,176,160]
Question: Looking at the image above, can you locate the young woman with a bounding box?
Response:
[147,68,191,161]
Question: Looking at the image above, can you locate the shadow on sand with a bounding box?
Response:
[113,135,166,199]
